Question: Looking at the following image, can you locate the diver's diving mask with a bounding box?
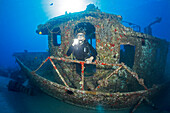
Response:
[77,33,85,38]
[77,33,85,44]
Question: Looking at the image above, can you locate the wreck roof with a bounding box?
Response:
[35,4,169,43]
[36,9,122,35]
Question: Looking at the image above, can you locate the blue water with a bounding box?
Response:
[0,0,170,112]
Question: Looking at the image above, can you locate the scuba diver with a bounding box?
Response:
[66,32,97,76]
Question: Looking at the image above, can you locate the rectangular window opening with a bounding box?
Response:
[119,45,136,68]
[53,35,61,46]
[88,38,96,49]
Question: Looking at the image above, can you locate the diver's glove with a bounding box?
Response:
[85,56,94,63]
[72,39,79,46]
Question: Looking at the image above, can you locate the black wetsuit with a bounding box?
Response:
[67,40,97,61]
[66,40,97,76]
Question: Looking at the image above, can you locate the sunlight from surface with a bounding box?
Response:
[42,0,100,18]
[59,0,85,13]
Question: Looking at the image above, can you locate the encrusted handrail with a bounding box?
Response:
[33,56,148,90]
[95,63,148,90]
[33,56,69,88]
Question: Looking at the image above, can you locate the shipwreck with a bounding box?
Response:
[14,4,169,112]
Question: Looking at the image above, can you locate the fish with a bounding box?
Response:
[50,3,53,6]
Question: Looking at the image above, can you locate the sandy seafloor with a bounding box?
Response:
[0,76,170,113]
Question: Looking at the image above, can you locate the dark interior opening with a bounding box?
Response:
[74,22,96,76]
[142,38,145,46]
[52,27,61,46]
[119,45,136,68]
[74,22,96,49]
[66,90,74,95]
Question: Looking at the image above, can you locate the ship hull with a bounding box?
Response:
[14,52,161,110]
